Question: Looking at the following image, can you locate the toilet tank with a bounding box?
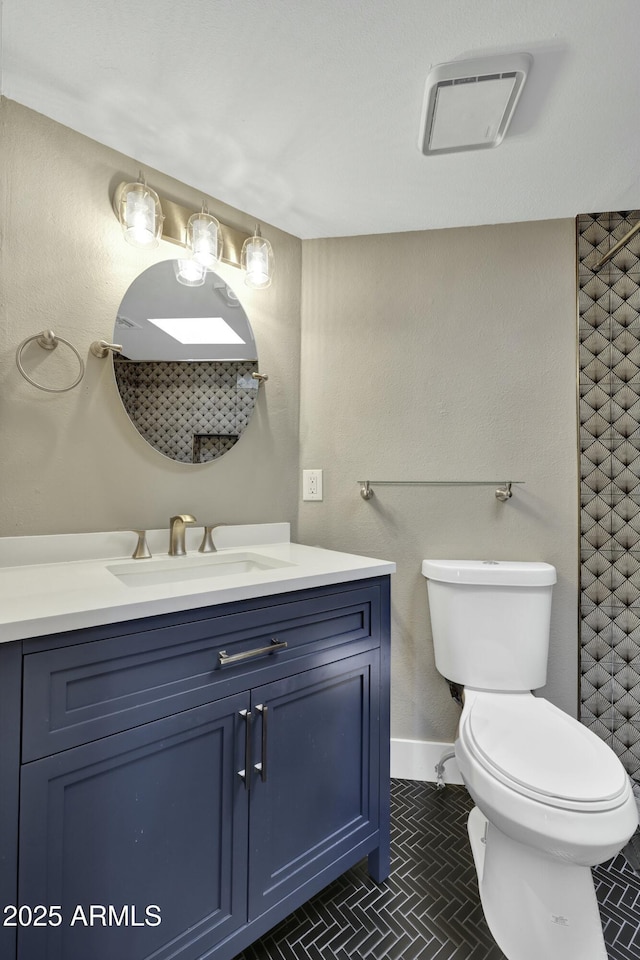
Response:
[422,560,557,691]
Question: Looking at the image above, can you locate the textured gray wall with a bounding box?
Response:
[298,224,578,742]
[0,99,580,747]
[0,99,302,537]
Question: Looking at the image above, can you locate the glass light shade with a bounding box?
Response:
[241,232,274,289]
[187,213,221,268]
[119,182,163,247]
[174,258,206,287]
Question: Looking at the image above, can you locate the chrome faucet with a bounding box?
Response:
[169,514,197,556]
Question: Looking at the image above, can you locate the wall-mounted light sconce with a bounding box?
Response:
[112,181,275,287]
[116,179,164,248]
[187,210,221,269]
[241,225,274,289]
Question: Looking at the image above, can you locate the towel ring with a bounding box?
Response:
[16,330,85,393]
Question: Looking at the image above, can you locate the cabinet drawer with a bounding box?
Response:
[22,583,382,761]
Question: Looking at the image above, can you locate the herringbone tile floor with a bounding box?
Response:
[237,779,640,960]
[595,850,640,959]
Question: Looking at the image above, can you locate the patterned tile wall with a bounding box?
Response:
[114,359,259,463]
[578,211,640,779]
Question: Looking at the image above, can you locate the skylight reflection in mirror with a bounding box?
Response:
[115,260,257,361]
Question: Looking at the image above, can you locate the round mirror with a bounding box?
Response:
[112,260,260,463]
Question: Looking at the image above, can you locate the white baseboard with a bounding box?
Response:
[390,738,463,784]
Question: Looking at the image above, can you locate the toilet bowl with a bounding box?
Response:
[422,559,639,960]
[457,689,637,959]
[457,689,637,866]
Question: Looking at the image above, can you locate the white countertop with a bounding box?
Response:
[0,524,395,643]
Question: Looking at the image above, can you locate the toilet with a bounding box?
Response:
[422,559,638,960]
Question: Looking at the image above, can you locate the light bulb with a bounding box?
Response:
[241,228,274,289]
[119,182,163,248]
[174,259,206,287]
[187,213,221,269]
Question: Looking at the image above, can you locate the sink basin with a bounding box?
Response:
[107,552,295,588]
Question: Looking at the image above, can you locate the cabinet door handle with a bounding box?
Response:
[254,704,268,782]
[218,639,287,666]
[238,709,252,790]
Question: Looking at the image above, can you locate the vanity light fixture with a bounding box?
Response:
[241,225,274,289]
[112,181,275,287]
[117,179,163,247]
[187,209,222,269]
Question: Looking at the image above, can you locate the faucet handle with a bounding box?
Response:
[198,523,229,553]
[199,525,216,553]
[131,530,152,560]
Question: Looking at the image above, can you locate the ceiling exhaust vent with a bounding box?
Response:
[418,53,532,156]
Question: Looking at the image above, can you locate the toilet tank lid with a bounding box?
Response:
[421,559,557,586]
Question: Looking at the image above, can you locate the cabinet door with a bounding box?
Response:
[248,651,380,919]
[18,694,249,960]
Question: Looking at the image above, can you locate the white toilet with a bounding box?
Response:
[422,558,638,960]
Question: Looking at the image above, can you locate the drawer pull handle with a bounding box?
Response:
[255,704,268,782]
[238,709,252,790]
[219,639,287,666]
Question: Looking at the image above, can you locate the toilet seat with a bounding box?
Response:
[462,693,629,812]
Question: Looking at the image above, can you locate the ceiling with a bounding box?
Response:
[2,0,639,239]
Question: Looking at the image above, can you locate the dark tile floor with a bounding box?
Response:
[236,779,640,960]
[594,849,640,959]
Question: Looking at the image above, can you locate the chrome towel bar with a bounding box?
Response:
[357,480,523,502]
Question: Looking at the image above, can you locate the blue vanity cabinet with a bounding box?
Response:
[0,577,390,960]
[247,649,380,920]
[18,695,250,960]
